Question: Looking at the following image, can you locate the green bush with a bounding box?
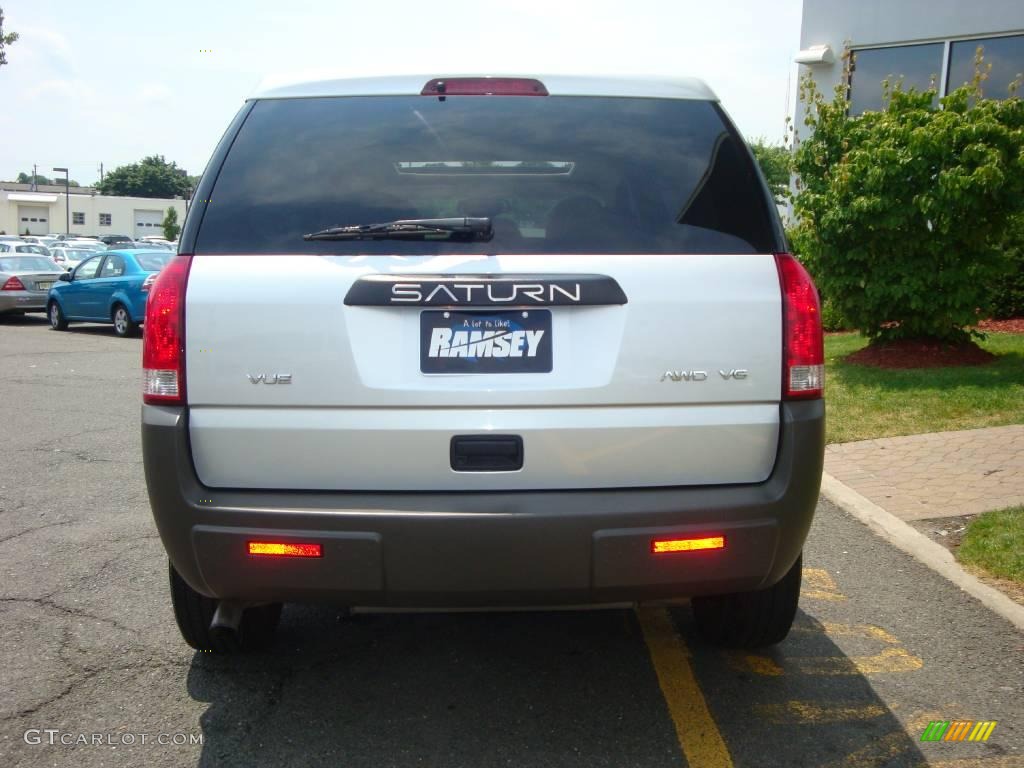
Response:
[819,298,849,332]
[787,224,850,331]
[749,138,791,203]
[990,213,1024,318]
[792,65,1024,343]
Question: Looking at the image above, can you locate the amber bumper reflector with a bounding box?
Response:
[652,536,725,554]
[247,541,322,558]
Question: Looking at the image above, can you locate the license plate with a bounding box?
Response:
[420,310,552,374]
[36,282,53,291]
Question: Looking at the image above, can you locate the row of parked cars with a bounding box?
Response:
[0,234,176,337]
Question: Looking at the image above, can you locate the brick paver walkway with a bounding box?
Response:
[824,425,1024,521]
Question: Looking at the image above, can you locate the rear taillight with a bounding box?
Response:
[421,77,549,96]
[141,273,157,292]
[775,253,824,399]
[143,254,192,405]
[2,276,26,291]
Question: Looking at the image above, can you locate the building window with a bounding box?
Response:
[99,213,112,226]
[947,34,1024,99]
[72,212,85,225]
[849,43,944,114]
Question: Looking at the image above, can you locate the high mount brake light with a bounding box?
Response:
[421,77,549,96]
[142,254,192,405]
[775,253,824,400]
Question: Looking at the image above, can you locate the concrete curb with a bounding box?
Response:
[820,471,1024,632]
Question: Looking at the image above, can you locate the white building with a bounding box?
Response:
[794,0,1024,130]
[0,182,188,239]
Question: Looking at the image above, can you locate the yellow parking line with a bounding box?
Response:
[801,568,848,601]
[924,759,1024,768]
[754,701,888,723]
[636,607,734,768]
[791,622,901,644]
[737,646,923,676]
[795,647,924,675]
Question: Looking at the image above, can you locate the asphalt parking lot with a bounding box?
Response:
[1,314,1022,768]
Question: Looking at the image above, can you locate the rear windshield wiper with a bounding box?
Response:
[303,217,492,242]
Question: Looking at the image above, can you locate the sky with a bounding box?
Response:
[0,0,804,187]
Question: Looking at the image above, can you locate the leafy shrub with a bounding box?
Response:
[990,213,1024,318]
[792,65,1024,343]
[787,224,849,331]
[749,138,792,203]
[819,298,849,332]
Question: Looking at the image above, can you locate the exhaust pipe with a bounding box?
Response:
[210,600,245,637]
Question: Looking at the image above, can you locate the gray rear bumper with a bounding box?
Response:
[0,292,48,312]
[142,401,824,606]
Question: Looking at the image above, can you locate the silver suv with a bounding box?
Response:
[142,75,824,653]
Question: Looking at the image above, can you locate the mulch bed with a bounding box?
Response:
[976,317,1024,334]
[844,338,997,369]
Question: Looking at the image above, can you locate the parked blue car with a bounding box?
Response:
[47,249,174,337]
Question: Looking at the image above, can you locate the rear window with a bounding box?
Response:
[196,95,780,255]
[16,244,49,255]
[0,256,58,272]
[136,252,171,271]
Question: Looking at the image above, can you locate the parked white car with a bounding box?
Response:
[65,239,106,252]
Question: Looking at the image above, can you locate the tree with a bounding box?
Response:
[0,7,17,67]
[162,207,180,241]
[749,138,791,203]
[16,171,49,185]
[97,155,192,198]
[791,56,1024,343]
[14,171,80,186]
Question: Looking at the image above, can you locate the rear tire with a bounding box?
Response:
[168,562,282,653]
[48,301,68,330]
[112,304,138,337]
[691,553,802,648]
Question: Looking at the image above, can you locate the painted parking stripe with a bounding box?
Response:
[735,646,923,676]
[636,607,734,768]
[754,701,887,723]
[926,758,1024,768]
[791,622,900,644]
[801,567,848,601]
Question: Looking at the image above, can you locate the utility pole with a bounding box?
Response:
[31,163,36,191]
[99,162,104,186]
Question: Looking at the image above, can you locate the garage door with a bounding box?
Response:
[17,205,51,236]
[134,209,163,240]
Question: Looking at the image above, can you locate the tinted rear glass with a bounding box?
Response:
[196,95,779,255]
[16,244,49,255]
[136,252,172,270]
